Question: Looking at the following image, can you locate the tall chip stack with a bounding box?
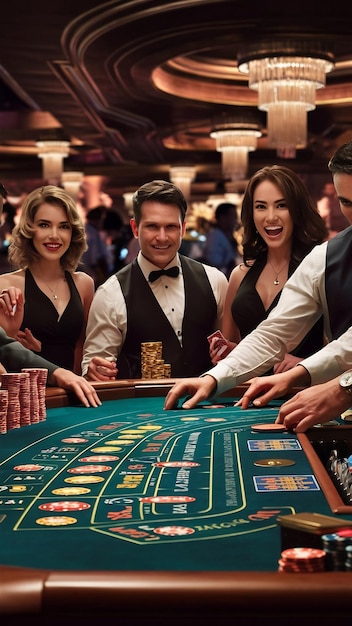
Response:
[141,342,171,379]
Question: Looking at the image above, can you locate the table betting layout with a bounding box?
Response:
[1,381,352,624]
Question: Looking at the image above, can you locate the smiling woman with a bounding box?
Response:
[0,186,95,374]
[210,165,329,374]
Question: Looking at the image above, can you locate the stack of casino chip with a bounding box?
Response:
[141,342,171,379]
[0,373,22,430]
[0,367,48,434]
[327,448,352,504]
[321,529,352,570]
[21,368,40,424]
[38,368,48,421]
[0,389,8,434]
[278,547,326,573]
[344,544,352,570]
[19,372,31,427]
[22,368,48,423]
[27,368,48,421]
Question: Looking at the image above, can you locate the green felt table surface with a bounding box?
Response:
[0,394,346,573]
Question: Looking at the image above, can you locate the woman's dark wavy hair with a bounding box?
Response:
[9,185,87,272]
[240,165,328,266]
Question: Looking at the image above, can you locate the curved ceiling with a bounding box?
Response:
[1,0,352,197]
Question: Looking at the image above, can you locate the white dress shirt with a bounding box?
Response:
[82,251,228,376]
[209,240,352,396]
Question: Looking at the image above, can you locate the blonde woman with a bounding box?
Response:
[0,185,94,374]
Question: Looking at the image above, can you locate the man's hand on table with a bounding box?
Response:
[86,356,118,381]
[164,375,217,410]
[277,377,352,433]
[235,366,311,409]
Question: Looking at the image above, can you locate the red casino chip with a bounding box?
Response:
[153,525,195,536]
[38,501,91,511]
[336,529,352,538]
[13,464,44,471]
[281,547,326,561]
[251,423,287,432]
[67,465,112,474]
[279,546,326,572]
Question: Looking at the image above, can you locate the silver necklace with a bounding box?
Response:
[268,261,288,286]
[35,275,63,300]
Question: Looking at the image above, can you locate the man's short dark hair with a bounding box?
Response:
[132,180,187,224]
[328,142,352,175]
[215,202,237,222]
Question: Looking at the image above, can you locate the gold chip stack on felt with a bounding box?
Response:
[141,342,171,379]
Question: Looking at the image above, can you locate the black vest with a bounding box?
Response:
[116,256,217,378]
[325,226,352,339]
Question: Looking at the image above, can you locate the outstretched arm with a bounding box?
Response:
[0,328,101,408]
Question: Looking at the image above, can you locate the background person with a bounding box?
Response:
[201,202,242,277]
[317,180,349,237]
[0,185,94,374]
[211,165,328,373]
[0,195,17,274]
[80,206,111,287]
[82,179,228,381]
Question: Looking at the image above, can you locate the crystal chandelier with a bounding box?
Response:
[123,192,135,216]
[238,41,334,156]
[61,171,84,200]
[169,165,196,202]
[210,119,261,180]
[36,140,70,185]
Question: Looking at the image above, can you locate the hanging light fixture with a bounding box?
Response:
[238,41,334,156]
[169,165,196,202]
[61,171,84,200]
[36,140,70,185]
[210,116,261,180]
[123,192,135,216]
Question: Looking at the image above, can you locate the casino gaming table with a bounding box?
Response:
[1,379,352,625]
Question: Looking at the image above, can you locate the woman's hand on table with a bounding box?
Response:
[49,368,102,408]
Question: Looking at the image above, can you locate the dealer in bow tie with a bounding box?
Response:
[148,266,179,283]
[82,179,228,381]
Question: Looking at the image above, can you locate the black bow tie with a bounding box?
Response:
[149,266,180,283]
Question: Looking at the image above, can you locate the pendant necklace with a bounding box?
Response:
[46,284,59,300]
[268,261,288,286]
[35,275,63,300]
